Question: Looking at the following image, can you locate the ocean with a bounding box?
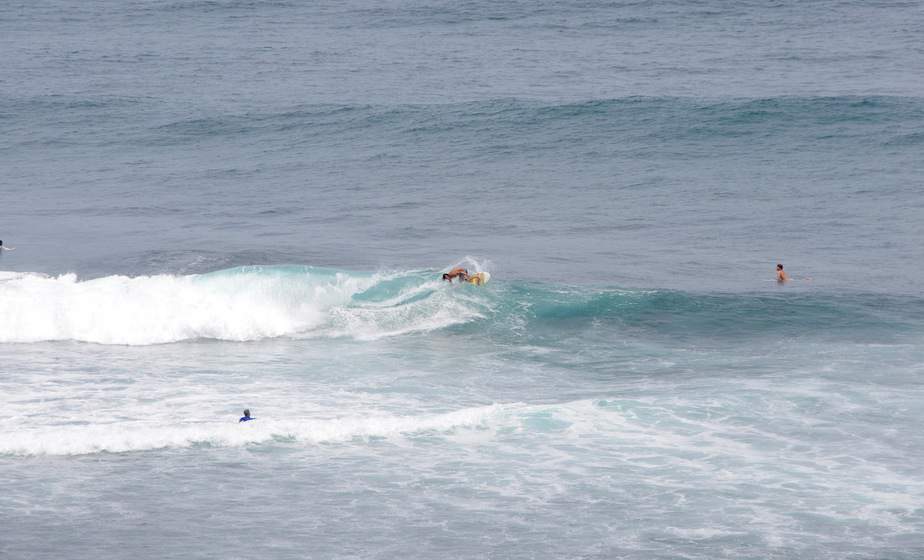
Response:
[2,1,923,558]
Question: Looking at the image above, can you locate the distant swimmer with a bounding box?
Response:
[776,264,789,283]
[442,267,469,283]
[0,240,14,251]
[239,409,255,422]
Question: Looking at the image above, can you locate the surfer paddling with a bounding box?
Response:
[239,409,255,422]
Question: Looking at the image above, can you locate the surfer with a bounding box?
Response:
[776,264,789,283]
[442,267,469,283]
[0,240,14,251]
[239,409,255,422]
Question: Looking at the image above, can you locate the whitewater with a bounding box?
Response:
[3,265,924,559]
[3,264,923,559]
[0,266,486,344]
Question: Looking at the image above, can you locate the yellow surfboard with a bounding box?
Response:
[467,272,491,286]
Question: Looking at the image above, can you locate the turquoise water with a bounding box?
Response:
[2,1,924,558]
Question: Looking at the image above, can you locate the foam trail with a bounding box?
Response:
[0,404,511,456]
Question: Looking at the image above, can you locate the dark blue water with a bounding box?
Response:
[2,1,923,559]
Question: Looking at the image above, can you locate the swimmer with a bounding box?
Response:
[0,240,14,251]
[776,264,789,283]
[441,267,469,283]
[239,409,255,422]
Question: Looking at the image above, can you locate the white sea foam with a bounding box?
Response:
[0,404,510,456]
[320,284,485,340]
[0,268,484,345]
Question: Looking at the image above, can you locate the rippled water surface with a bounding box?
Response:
[2,1,923,558]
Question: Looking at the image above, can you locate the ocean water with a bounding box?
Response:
[2,1,924,558]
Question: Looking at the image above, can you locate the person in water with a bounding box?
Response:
[442,267,469,283]
[776,264,789,283]
[0,240,14,251]
[239,409,254,422]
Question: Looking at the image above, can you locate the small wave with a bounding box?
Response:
[125,95,924,150]
[493,285,924,341]
[158,0,295,14]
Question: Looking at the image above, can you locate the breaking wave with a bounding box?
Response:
[0,266,486,345]
[1,264,921,345]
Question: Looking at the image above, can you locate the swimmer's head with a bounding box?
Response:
[243,409,250,418]
[776,264,783,270]
[442,273,450,281]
